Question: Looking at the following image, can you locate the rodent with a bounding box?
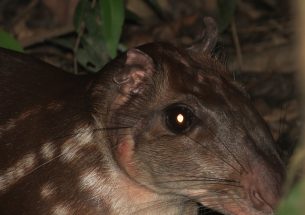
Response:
[0,18,284,215]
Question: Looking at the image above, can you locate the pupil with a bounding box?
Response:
[164,104,194,134]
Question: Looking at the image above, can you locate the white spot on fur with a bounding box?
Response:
[52,203,71,215]
[60,126,93,162]
[78,169,170,214]
[79,168,186,215]
[74,126,93,143]
[0,153,36,192]
[46,101,64,111]
[60,139,79,162]
[40,142,56,160]
[79,169,112,195]
[40,182,56,199]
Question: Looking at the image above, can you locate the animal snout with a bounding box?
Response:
[240,162,283,214]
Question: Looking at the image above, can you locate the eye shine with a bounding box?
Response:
[164,104,195,134]
[177,114,184,124]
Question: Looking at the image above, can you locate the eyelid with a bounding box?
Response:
[164,103,195,113]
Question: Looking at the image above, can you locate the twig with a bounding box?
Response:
[72,0,95,74]
[20,24,75,48]
[231,18,243,73]
[73,22,85,74]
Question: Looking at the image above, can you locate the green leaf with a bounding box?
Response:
[73,0,89,32]
[76,48,98,72]
[0,29,23,52]
[85,7,103,37]
[77,35,110,72]
[277,180,305,215]
[72,0,125,72]
[217,0,236,32]
[98,0,124,58]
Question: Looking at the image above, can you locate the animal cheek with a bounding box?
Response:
[115,136,138,177]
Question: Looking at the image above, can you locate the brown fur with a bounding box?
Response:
[0,42,284,215]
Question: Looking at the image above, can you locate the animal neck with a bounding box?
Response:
[88,122,196,215]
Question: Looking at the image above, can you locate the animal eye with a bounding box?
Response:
[164,104,195,134]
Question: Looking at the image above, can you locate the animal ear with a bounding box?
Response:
[188,17,218,53]
[113,48,155,96]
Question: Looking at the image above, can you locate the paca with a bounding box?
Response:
[0,18,284,215]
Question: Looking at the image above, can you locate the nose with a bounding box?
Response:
[241,161,284,213]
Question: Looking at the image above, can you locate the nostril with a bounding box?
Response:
[253,191,263,203]
[241,171,278,213]
[240,159,283,214]
[252,189,262,203]
[252,190,265,207]
[248,187,273,213]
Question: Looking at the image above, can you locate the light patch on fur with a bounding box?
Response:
[0,106,41,135]
[0,153,36,192]
[78,168,181,215]
[41,182,56,199]
[46,101,64,111]
[79,168,113,195]
[60,126,93,162]
[79,168,120,212]
[41,142,56,160]
[74,126,94,143]
[51,203,72,215]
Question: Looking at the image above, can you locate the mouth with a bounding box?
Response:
[186,186,274,215]
[197,203,224,215]
[196,201,269,215]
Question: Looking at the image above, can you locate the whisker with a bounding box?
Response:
[185,134,241,174]
[153,177,240,188]
[92,126,131,132]
[205,124,248,174]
